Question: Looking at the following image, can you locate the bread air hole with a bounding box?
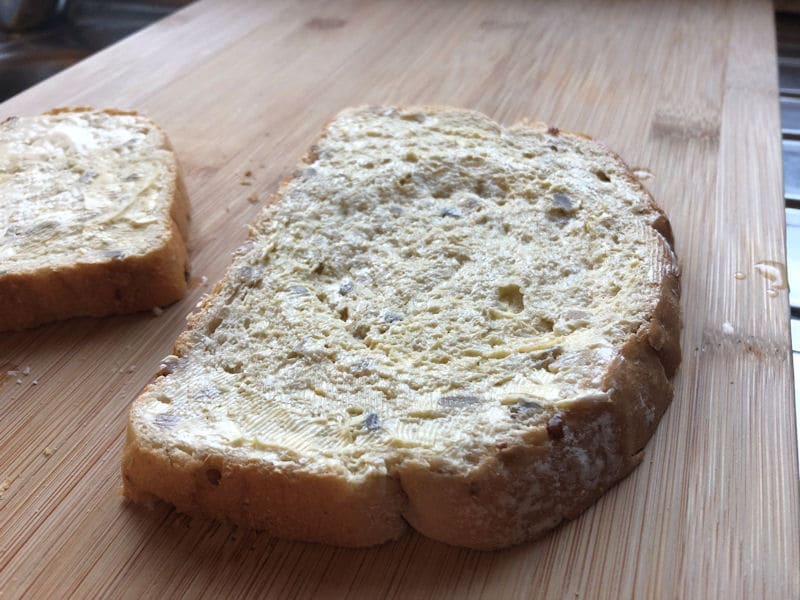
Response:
[206,316,223,334]
[594,169,611,182]
[497,284,524,312]
[538,317,555,332]
[352,323,370,339]
[222,362,242,374]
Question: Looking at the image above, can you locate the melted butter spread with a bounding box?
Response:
[136,107,673,476]
[0,111,175,271]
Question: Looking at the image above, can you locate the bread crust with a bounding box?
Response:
[123,422,409,546]
[122,106,680,549]
[0,108,190,331]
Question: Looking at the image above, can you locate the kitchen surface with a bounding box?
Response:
[1,1,798,598]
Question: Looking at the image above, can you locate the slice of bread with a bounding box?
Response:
[0,108,189,331]
[122,106,680,549]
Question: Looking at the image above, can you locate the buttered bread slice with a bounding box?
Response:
[0,108,189,331]
[122,106,680,549]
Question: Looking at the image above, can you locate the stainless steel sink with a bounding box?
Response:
[0,0,192,102]
[0,49,86,98]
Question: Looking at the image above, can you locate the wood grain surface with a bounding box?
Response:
[1,1,798,597]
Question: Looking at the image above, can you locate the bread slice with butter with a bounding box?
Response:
[122,106,680,549]
[0,108,189,331]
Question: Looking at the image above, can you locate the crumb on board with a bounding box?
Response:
[128,365,136,373]
[240,169,254,186]
[152,306,164,317]
[43,447,54,458]
[722,321,734,335]
[0,479,12,499]
[189,275,211,291]
[22,366,30,375]
[32,380,38,385]
[15,379,21,385]
[247,192,259,203]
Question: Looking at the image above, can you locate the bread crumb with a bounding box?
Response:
[43,447,54,458]
[128,365,136,373]
[6,370,18,376]
[15,379,22,385]
[247,192,259,203]
[152,306,164,316]
[0,479,11,499]
[32,380,38,385]
[722,322,734,335]
[22,366,30,375]
[201,275,208,285]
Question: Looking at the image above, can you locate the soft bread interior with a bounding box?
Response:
[130,107,674,481]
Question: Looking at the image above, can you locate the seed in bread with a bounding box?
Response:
[122,106,680,550]
[0,108,189,331]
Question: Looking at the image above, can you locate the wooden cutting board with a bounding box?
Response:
[1,1,798,597]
